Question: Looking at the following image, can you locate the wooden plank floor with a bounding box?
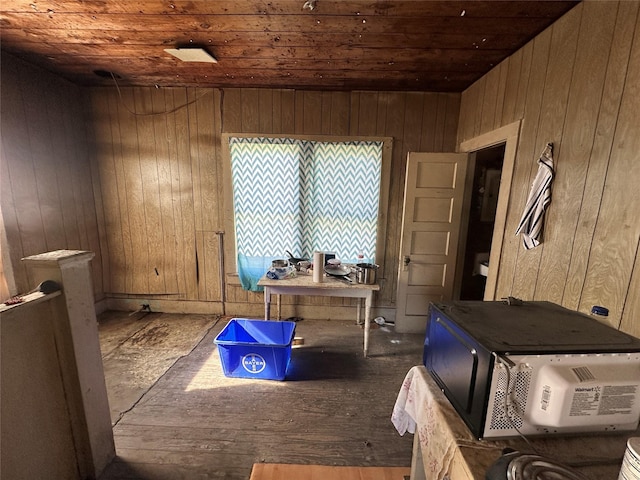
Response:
[98,313,425,479]
[99,311,221,425]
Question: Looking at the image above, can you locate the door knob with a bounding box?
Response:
[403,256,411,266]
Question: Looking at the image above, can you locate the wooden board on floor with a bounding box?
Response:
[250,463,410,480]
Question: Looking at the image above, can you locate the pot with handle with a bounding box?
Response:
[286,250,307,265]
[355,263,378,284]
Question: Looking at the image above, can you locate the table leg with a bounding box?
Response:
[356,299,363,325]
[277,294,281,321]
[364,293,372,357]
[264,287,271,320]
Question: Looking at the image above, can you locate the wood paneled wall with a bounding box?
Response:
[221,89,459,315]
[4,0,639,334]
[84,87,224,311]
[457,0,640,336]
[83,87,459,316]
[0,53,104,299]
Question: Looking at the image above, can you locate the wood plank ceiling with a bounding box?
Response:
[0,0,579,92]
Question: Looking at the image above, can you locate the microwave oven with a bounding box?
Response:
[423,300,640,439]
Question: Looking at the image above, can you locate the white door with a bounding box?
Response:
[395,152,469,333]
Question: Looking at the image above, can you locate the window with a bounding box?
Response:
[229,137,383,291]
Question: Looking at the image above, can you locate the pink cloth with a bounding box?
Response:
[392,366,477,479]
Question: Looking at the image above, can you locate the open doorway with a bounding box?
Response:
[457,120,521,301]
[459,144,505,300]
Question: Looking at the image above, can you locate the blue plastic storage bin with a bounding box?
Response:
[214,318,296,380]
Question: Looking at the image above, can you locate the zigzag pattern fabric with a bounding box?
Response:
[301,142,381,260]
[230,137,382,291]
[230,139,303,256]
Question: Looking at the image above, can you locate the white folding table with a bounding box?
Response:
[257,273,379,357]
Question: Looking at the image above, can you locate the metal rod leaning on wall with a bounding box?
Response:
[216,231,226,315]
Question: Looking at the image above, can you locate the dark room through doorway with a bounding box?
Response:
[459,144,505,300]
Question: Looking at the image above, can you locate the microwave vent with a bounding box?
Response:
[489,368,532,430]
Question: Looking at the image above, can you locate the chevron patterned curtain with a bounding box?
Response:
[230,137,382,291]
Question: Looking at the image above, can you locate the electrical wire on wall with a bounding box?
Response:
[105,71,212,117]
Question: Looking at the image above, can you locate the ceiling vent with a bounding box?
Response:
[164,48,217,63]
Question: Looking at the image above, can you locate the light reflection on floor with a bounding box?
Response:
[184,349,288,391]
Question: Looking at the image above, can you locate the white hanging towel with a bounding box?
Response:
[515,143,554,249]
